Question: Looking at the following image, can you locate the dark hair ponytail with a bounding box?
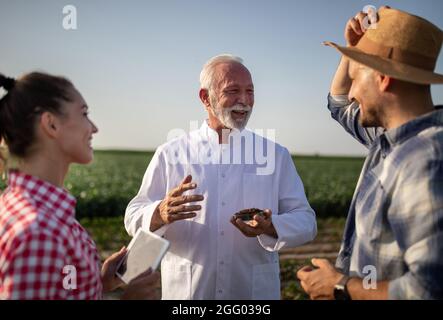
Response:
[0,75,16,92]
[0,74,16,143]
[0,74,15,174]
[0,72,74,160]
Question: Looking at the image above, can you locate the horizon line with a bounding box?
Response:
[93,148,366,159]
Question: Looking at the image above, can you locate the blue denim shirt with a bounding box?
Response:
[328,94,443,299]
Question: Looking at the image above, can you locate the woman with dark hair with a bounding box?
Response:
[0,72,159,299]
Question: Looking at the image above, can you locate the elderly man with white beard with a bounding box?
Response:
[124,54,317,300]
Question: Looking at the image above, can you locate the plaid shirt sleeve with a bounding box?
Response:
[0,229,68,300]
[327,94,384,148]
[388,158,443,299]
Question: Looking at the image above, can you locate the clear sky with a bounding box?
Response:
[1,0,442,156]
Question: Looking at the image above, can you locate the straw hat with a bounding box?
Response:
[325,7,443,84]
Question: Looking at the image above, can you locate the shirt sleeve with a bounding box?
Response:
[327,93,383,148]
[258,148,317,251]
[0,230,68,300]
[124,147,170,237]
[388,158,443,299]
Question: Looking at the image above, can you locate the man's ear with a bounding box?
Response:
[378,74,393,92]
[39,112,59,138]
[199,88,211,109]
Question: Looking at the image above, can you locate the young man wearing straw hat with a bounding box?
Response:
[297,6,443,300]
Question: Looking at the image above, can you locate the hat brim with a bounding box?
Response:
[324,41,443,84]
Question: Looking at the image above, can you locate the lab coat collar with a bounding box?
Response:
[199,120,252,146]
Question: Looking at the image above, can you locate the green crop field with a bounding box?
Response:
[0,150,364,299]
[0,150,364,220]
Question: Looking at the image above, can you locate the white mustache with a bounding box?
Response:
[227,104,252,112]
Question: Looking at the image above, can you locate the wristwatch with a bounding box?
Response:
[334,275,351,300]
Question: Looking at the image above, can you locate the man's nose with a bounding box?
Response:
[348,87,355,103]
[237,92,249,106]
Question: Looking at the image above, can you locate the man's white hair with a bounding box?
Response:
[199,54,244,91]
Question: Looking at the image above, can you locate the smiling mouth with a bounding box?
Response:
[232,110,247,116]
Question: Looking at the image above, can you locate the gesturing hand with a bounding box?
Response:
[151,175,204,231]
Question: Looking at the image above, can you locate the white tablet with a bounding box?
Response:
[115,229,170,284]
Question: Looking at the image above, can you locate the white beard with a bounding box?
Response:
[212,103,252,131]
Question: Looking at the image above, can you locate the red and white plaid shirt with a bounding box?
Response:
[0,170,103,299]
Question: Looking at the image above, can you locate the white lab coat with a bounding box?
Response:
[124,121,316,299]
